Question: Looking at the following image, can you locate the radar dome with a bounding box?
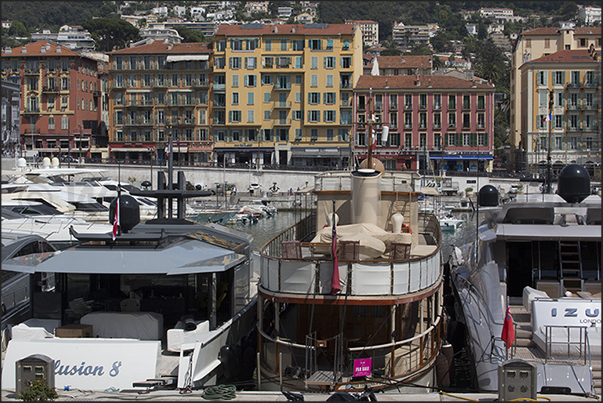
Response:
[42,157,51,168]
[17,158,26,168]
[557,164,590,203]
[478,185,499,207]
[51,157,59,168]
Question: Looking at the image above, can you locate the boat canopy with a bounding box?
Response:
[2,237,245,275]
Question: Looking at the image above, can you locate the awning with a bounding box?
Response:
[112,148,153,152]
[166,55,209,62]
[430,155,493,161]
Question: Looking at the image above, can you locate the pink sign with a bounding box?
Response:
[353,358,372,377]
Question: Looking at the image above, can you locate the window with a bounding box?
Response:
[265,40,272,51]
[245,57,256,69]
[292,40,304,51]
[554,115,564,129]
[324,92,336,105]
[434,133,441,150]
[278,129,288,141]
[463,133,471,146]
[48,116,55,130]
[309,110,320,122]
[419,112,427,129]
[295,128,302,141]
[310,129,318,141]
[324,110,336,122]
[280,39,287,51]
[264,92,271,103]
[404,113,412,129]
[405,133,412,149]
[390,94,398,109]
[263,57,273,68]
[433,94,441,110]
[262,74,273,85]
[311,74,318,87]
[478,133,486,146]
[232,131,241,141]
[327,129,334,141]
[247,92,254,105]
[341,57,351,68]
[309,39,321,50]
[264,110,271,120]
[342,39,350,50]
[448,95,456,109]
[232,74,239,87]
[295,56,303,69]
[230,110,241,123]
[214,57,225,69]
[263,129,273,141]
[232,92,239,105]
[462,113,470,128]
[247,110,254,123]
[230,57,241,69]
[295,75,302,85]
[448,113,456,128]
[62,116,69,130]
[405,94,412,109]
[276,75,290,90]
[538,71,547,86]
[477,95,485,110]
[462,95,470,109]
[571,71,580,85]
[433,113,441,129]
[326,74,334,87]
[245,75,256,87]
[554,71,564,85]
[389,112,397,128]
[477,113,485,128]
[311,56,318,69]
[326,39,333,50]
[419,94,427,109]
[309,92,320,104]
[324,56,336,69]
[61,96,68,109]
[338,128,349,141]
[447,133,455,146]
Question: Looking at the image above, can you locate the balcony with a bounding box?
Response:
[272,101,292,108]
[567,125,581,132]
[433,103,441,111]
[42,85,59,93]
[192,79,210,88]
[93,91,101,97]
[584,81,599,88]
[22,107,40,115]
[583,103,598,110]
[567,103,581,111]
[155,81,168,88]
[125,119,153,126]
[24,69,39,75]
[170,117,196,126]
[274,119,292,126]
[566,82,582,89]
[126,100,154,107]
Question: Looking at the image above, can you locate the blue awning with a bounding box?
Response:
[430,155,493,161]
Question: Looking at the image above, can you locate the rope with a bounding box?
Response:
[201,384,237,400]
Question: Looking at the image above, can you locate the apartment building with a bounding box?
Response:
[392,22,438,50]
[212,23,362,168]
[345,20,379,48]
[578,5,601,26]
[510,26,601,170]
[354,75,495,173]
[107,41,213,164]
[1,80,21,157]
[1,40,101,161]
[519,49,600,177]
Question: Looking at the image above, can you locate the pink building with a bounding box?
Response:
[354,75,496,173]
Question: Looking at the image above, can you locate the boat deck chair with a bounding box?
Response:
[281,241,302,259]
[338,240,359,260]
[390,242,411,261]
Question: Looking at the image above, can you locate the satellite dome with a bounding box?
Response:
[109,195,140,232]
[557,164,590,203]
[478,185,499,207]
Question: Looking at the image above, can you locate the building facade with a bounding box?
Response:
[578,5,602,26]
[212,23,362,168]
[519,49,600,178]
[510,26,601,170]
[345,20,379,48]
[1,80,21,157]
[107,41,213,164]
[372,55,432,76]
[1,40,102,162]
[354,75,495,173]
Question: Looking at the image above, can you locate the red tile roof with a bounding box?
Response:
[524,49,598,64]
[356,75,494,90]
[216,23,355,36]
[108,41,211,55]
[377,55,431,69]
[2,40,81,57]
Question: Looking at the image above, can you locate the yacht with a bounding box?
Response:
[255,156,446,393]
[447,164,601,398]
[1,157,260,392]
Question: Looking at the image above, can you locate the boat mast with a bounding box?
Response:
[367,87,374,170]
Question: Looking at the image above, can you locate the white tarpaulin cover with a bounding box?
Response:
[166,55,209,61]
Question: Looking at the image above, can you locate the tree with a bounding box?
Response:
[8,20,28,37]
[83,17,141,52]
[432,55,444,70]
[175,26,206,43]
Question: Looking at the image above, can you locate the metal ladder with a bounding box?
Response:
[559,241,583,292]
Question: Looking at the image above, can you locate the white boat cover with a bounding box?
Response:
[80,312,163,340]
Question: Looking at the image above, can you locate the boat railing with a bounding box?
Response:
[257,315,442,383]
[543,324,592,365]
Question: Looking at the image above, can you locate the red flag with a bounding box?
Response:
[370,138,377,151]
[112,197,120,241]
[330,214,341,295]
[501,305,515,349]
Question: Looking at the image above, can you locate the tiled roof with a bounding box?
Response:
[108,41,211,55]
[215,23,355,36]
[1,40,81,57]
[356,75,494,90]
[377,55,431,69]
[524,49,598,64]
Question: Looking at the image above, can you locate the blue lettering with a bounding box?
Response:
[586,309,600,317]
[54,359,104,377]
[78,362,86,375]
[69,366,78,375]
[83,366,93,375]
[109,361,121,377]
[565,308,578,317]
[93,366,104,376]
[551,308,557,317]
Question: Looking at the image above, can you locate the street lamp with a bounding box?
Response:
[545,89,553,193]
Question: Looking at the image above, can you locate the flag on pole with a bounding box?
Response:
[370,138,377,151]
[330,212,341,295]
[112,197,120,241]
[541,113,552,123]
[165,143,171,158]
[501,304,515,349]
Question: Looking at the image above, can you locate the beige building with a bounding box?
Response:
[212,23,362,168]
[519,49,600,178]
[345,20,379,48]
[510,26,601,170]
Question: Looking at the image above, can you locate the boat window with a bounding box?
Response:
[71,202,108,212]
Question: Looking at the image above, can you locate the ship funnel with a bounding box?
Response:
[351,169,381,226]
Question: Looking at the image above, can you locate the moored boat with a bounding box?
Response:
[447,164,601,398]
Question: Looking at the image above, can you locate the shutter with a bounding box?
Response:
[484,133,488,146]
[456,133,461,146]
[471,132,477,146]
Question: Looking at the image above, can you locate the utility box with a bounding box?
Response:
[498,359,537,401]
[16,354,55,396]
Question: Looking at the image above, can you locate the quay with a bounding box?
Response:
[1,388,598,401]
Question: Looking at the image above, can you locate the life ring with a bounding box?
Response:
[402,223,413,234]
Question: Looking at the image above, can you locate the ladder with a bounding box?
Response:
[559,241,583,292]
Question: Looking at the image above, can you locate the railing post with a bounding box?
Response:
[256,352,261,391]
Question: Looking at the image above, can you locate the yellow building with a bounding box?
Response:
[212,23,362,168]
[510,26,600,170]
[520,49,600,178]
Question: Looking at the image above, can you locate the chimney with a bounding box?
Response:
[21,46,27,54]
[274,25,278,33]
[414,75,420,86]
[56,45,61,53]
